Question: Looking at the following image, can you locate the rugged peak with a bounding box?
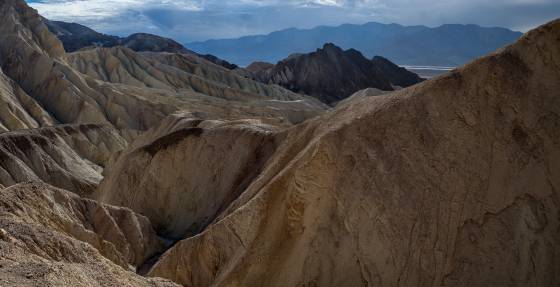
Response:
[247,42,422,104]
[321,42,342,52]
[371,55,391,63]
[122,33,191,54]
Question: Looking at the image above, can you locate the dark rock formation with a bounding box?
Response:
[247,43,423,104]
[371,55,425,87]
[44,19,120,52]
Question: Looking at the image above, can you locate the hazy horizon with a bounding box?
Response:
[27,0,560,42]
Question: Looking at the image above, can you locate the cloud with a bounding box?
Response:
[28,0,560,42]
[30,0,201,19]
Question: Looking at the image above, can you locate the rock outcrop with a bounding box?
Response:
[130,19,559,286]
[247,43,423,104]
[0,182,179,286]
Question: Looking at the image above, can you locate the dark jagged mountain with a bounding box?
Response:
[246,43,423,104]
[188,22,523,67]
[120,33,192,54]
[43,19,120,52]
[44,20,238,69]
[370,56,425,87]
[200,54,239,70]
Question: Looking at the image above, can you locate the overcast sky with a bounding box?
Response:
[27,0,560,42]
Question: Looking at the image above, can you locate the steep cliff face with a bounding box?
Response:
[248,43,423,104]
[0,182,179,286]
[132,20,559,286]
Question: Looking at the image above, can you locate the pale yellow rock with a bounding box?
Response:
[0,182,179,287]
[0,124,127,196]
[0,66,54,130]
[96,114,281,239]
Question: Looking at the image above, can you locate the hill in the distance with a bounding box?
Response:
[44,20,239,69]
[244,43,423,104]
[188,22,522,67]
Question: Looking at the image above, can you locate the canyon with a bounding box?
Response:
[0,0,559,286]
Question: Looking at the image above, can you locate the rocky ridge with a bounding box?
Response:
[246,43,423,104]
[44,19,239,69]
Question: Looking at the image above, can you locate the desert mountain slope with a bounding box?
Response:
[0,0,326,135]
[0,0,141,129]
[1,0,558,286]
[96,114,281,239]
[0,124,126,196]
[0,182,179,286]
[247,43,423,104]
[0,66,54,131]
[44,19,239,70]
[66,47,320,103]
[92,19,560,286]
[43,19,120,52]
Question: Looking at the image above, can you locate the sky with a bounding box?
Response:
[27,0,560,43]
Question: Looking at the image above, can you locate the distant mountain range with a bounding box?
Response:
[44,20,239,69]
[242,43,423,104]
[187,22,523,67]
[43,19,423,105]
